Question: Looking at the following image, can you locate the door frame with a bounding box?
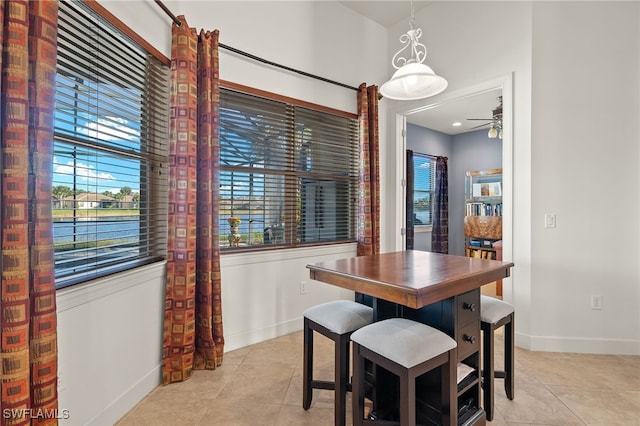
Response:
[392,74,513,298]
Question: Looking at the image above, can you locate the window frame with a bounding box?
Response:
[218,81,359,252]
[411,152,436,230]
[53,0,170,288]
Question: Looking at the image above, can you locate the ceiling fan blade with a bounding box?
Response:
[468,122,492,130]
[467,118,493,121]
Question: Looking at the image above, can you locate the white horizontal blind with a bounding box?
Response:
[219,89,358,249]
[53,1,169,286]
[412,153,434,226]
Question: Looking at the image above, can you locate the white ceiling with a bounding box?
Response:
[406,89,503,136]
[339,1,500,136]
[338,1,432,28]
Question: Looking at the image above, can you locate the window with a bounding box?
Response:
[53,1,169,287]
[412,153,435,227]
[219,88,358,249]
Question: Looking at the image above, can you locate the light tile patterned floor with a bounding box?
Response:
[116,330,640,425]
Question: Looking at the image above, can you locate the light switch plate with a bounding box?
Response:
[544,213,556,229]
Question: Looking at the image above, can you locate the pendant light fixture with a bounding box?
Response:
[379,1,447,100]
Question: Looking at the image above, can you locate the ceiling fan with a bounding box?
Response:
[467,96,503,138]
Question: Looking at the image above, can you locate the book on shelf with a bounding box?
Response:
[466,202,502,216]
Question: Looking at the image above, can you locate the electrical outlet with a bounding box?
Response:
[591,295,603,310]
[300,281,308,295]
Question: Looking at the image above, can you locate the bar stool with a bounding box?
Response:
[351,318,457,426]
[303,300,374,426]
[480,295,515,421]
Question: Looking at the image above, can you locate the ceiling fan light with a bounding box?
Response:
[498,129,503,139]
[380,62,448,101]
[488,126,498,138]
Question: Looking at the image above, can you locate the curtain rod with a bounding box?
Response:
[153,0,360,92]
[411,151,447,161]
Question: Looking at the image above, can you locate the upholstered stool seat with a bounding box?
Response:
[303,300,374,426]
[351,318,458,426]
[480,295,515,421]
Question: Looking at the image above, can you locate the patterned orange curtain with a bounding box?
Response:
[357,84,380,256]
[1,1,59,424]
[162,17,224,385]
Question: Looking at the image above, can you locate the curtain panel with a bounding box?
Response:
[405,150,415,250]
[431,156,449,254]
[356,84,380,256]
[0,0,60,423]
[163,17,224,385]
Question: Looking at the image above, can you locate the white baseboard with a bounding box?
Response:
[224,318,303,353]
[86,365,161,426]
[227,324,640,356]
[517,331,640,355]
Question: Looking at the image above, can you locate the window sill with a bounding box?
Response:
[56,261,167,312]
[221,241,357,267]
[414,225,433,233]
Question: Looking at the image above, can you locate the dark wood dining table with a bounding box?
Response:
[307,250,514,426]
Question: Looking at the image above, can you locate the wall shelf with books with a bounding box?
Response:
[464,169,503,295]
[465,168,503,218]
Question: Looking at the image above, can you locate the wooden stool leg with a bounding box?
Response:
[303,319,313,410]
[505,315,515,400]
[482,322,496,421]
[352,343,365,426]
[398,369,416,426]
[441,350,457,426]
[335,334,349,426]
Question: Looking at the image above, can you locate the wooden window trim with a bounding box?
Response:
[221,80,357,120]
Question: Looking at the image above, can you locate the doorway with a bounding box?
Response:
[392,75,513,297]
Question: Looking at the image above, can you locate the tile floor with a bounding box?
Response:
[117,330,640,426]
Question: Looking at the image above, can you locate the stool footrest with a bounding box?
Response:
[310,380,336,391]
[362,420,399,425]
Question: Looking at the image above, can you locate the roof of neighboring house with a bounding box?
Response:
[60,192,117,202]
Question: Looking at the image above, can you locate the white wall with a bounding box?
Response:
[384,1,639,355]
[529,2,639,353]
[57,263,166,426]
[220,244,358,350]
[56,1,387,424]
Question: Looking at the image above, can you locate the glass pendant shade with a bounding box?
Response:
[380,2,447,102]
[488,126,498,138]
[380,62,448,100]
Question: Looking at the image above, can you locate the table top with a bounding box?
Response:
[307,250,514,309]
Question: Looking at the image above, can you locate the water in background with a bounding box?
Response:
[53,213,269,244]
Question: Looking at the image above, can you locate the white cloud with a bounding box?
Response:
[54,160,116,181]
[84,116,139,142]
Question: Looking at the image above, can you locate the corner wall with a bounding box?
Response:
[530,1,640,354]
